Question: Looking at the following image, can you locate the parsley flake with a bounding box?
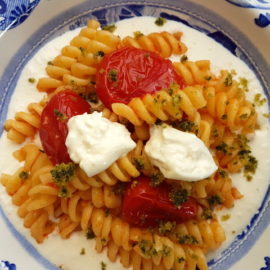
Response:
[178,234,198,245]
[19,171,29,180]
[155,17,167,26]
[28,78,36,83]
[101,261,107,270]
[224,73,233,87]
[101,24,116,32]
[107,69,118,82]
[169,188,188,208]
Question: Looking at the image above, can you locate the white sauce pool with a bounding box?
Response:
[1,16,270,269]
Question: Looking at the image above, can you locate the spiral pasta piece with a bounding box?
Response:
[37,19,120,92]
[173,60,213,86]
[4,100,45,143]
[203,84,257,133]
[74,204,208,270]
[173,219,226,252]
[112,85,206,126]
[119,31,187,58]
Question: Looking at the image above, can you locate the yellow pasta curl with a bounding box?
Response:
[37,19,120,92]
[172,219,226,252]
[4,100,45,143]
[112,85,206,126]
[173,60,213,85]
[119,31,187,58]
[203,84,257,133]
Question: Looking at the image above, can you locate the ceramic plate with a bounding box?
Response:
[0,0,270,270]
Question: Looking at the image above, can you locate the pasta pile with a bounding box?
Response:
[1,19,259,270]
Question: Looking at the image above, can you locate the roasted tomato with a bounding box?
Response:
[39,90,91,165]
[96,47,185,108]
[122,176,198,227]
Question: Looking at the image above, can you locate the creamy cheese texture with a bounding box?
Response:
[0,16,270,270]
[145,125,217,181]
[65,112,136,176]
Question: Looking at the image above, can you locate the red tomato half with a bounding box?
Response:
[122,177,198,227]
[39,90,91,165]
[96,47,185,108]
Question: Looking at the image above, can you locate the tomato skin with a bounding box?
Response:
[96,47,185,108]
[39,90,91,165]
[122,177,198,227]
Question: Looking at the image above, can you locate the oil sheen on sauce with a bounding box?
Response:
[0,16,270,270]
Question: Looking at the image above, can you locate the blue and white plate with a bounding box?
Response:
[0,0,270,269]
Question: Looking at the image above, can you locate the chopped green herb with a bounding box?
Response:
[161,245,171,256]
[180,55,188,62]
[58,186,70,198]
[19,171,29,180]
[237,149,251,158]
[105,208,110,217]
[139,240,156,257]
[204,76,212,81]
[244,155,258,175]
[108,69,118,82]
[208,194,223,206]
[112,182,126,196]
[134,31,144,39]
[177,257,185,263]
[224,73,233,87]
[221,114,227,120]
[263,113,270,118]
[150,169,165,187]
[51,162,75,186]
[79,47,86,56]
[201,208,213,220]
[172,94,181,106]
[239,77,249,92]
[28,78,36,83]
[218,169,228,178]
[94,50,105,58]
[178,234,198,245]
[215,142,229,154]
[155,17,167,26]
[236,134,249,150]
[133,157,145,171]
[144,53,150,58]
[158,221,176,235]
[168,88,173,96]
[239,113,248,120]
[172,119,196,132]
[169,188,188,208]
[101,24,116,32]
[212,127,219,138]
[101,261,107,270]
[254,93,266,106]
[221,214,231,221]
[81,92,99,104]
[101,238,108,246]
[86,227,95,239]
[80,248,86,255]
[54,109,68,121]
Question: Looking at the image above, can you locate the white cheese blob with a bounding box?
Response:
[65,112,136,177]
[145,125,218,181]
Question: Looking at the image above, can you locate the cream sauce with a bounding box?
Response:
[0,16,270,269]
